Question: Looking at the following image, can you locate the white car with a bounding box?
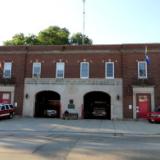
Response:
[44,109,57,117]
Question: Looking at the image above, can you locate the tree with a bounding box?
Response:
[4,33,40,46]
[4,33,26,45]
[24,34,40,45]
[70,32,92,45]
[3,26,93,45]
[37,26,70,45]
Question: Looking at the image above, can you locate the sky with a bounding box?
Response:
[0,0,160,45]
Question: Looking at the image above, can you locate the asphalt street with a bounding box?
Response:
[0,131,160,160]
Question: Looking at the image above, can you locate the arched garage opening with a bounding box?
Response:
[34,91,60,118]
[83,91,111,119]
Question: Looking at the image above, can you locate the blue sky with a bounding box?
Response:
[0,0,160,45]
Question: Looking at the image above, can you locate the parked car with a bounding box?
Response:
[0,103,15,119]
[5,104,16,111]
[147,108,160,123]
[44,108,57,117]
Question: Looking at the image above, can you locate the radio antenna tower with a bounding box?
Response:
[82,0,85,45]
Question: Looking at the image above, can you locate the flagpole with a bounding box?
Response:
[82,0,85,45]
[145,46,147,56]
[145,46,150,65]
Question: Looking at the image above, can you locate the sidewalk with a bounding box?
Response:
[0,117,160,135]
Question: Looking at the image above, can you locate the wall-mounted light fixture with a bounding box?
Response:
[116,95,120,100]
[25,93,29,99]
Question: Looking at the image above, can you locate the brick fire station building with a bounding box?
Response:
[0,44,160,120]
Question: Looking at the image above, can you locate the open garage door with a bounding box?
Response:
[84,91,111,119]
[34,91,60,118]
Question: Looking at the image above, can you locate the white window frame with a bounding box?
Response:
[80,62,89,79]
[3,62,12,78]
[32,62,41,78]
[105,62,114,79]
[138,61,147,79]
[56,62,65,78]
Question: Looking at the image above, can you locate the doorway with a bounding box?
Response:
[34,91,60,118]
[83,91,111,119]
[136,94,151,119]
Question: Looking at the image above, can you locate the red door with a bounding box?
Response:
[137,94,151,119]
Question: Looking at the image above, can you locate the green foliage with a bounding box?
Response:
[3,26,93,45]
[25,34,41,45]
[70,32,92,45]
[4,33,40,46]
[4,33,25,45]
[37,26,70,45]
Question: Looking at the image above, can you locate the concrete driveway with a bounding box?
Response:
[0,117,160,135]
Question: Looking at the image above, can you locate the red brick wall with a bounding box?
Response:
[0,53,26,115]
[1,44,160,118]
[122,47,160,118]
[25,53,122,78]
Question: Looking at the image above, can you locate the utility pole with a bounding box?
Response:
[82,0,85,45]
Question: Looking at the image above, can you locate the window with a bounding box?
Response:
[3,62,12,78]
[9,105,14,109]
[138,61,147,79]
[56,62,65,78]
[32,62,41,77]
[105,62,114,79]
[5,105,9,110]
[1,106,5,111]
[80,62,89,79]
